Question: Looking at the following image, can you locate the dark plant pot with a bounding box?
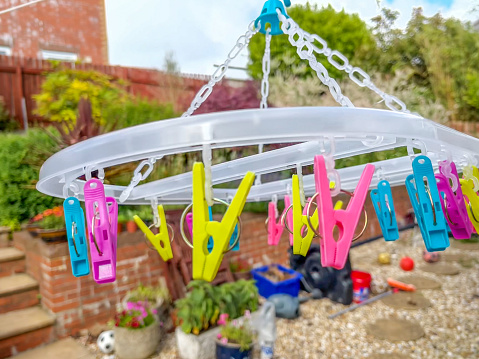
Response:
[26,224,39,238]
[126,221,138,233]
[36,228,67,243]
[216,341,252,359]
[233,270,252,281]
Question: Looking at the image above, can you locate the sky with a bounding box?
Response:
[104,0,478,78]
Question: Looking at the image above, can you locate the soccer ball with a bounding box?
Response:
[97,330,115,354]
[423,250,440,263]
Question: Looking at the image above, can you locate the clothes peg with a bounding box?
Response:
[405,156,449,252]
[267,198,284,246]
[284,195,294,246]
[63,197,90,277]
[84,179,118,284]
[134,205,173,262]
[370,181,399,241]
[436,161,473,239]
[192,162,254,282]
[460,166,479,233]
[314,155,375,269]
[185,208,240,253]
[292,175,318,256]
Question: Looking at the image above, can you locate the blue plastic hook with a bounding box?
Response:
[255,0,291,35]
[63,197,90,277]
[405,156,450,252]
[371,180,399,241]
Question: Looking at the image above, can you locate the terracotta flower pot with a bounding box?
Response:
[114,320,160,359]
[126,221,138,233]
[118,222,123,233]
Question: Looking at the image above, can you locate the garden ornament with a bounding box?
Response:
[267,294,300,319]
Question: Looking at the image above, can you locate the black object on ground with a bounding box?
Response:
[289,244,353,305]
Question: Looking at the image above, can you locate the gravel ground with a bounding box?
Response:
[78,228,479,359]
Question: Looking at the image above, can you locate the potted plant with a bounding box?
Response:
[122,284,170,321]
[117,213,127,233]
[230,258,252,281]
[112,301,160,359]
[34,207,67,242]
[216,312,255,359]
[125,209,138,233]
[174,280,259,359]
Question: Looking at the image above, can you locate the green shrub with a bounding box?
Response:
[0,129,61,227]
[0,99,19,132]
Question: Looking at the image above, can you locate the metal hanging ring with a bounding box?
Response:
[305,191,368,242]
[179,198,242,253]
[71,222,80,257]
[282,202,320,238]
[144,223,175,251]
[377,201,394,227]
[90,211,103,256]
[424,185,437,225]
[443,195,458,226]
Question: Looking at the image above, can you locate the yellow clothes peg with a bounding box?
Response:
[292,175,342,256]
[134,205,173,262]
[460,166,479,232]
[192,162,255,282]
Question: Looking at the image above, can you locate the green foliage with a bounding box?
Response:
[37,214,65,230]
[219,319,254,351]
[0,99,19,132]
[174,280,258,335]
[248,4,378,80]
[104,97,177,129]
[126,284,170,304]
[33,67,129,131]
[0,129,62,227]
[372,8,479,122]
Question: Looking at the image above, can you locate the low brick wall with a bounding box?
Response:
[11,185,413,338]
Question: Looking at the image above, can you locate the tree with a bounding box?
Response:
[164,51,180,74]
[372,8,479,122]
[247,4,379,80]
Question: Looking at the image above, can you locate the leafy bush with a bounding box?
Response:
[125,284,170,304]
[0,129,62,228]
[0,99,19,132]
[174,280,258,335]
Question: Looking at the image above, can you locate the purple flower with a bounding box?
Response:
[244,310,251,318]
[232,320,238,327]
[152,309,158,315]
[217,333,222,339]
[221,338,228,345]
[218,313,229,326]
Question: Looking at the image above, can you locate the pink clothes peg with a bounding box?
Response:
[436,161,473,239]
[267,200,284,245]
[84,179,118,284]
[314,155,375,269]
[284,195,294,246]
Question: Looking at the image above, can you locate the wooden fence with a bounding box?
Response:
[0,55,208,128]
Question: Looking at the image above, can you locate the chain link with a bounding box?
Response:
[260,28,272,109]
[182,22,259,117]
[277,11,354,108]
[119,157,161,203]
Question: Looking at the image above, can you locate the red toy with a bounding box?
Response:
[400,257,415,271]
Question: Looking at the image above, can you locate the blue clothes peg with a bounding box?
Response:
[207,207,239,252]
[255,0,290,35]
[405,156,450,252]
[370,180,399,241]
[63,197,90,277]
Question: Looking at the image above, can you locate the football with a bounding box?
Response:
[97,330,115,354]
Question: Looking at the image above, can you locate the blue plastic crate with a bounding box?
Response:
[251,264,303,298]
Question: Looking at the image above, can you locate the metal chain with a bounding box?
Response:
[277,10,410,114]
[277,10,354,108]
[182,22,259,117]
[260,28,272,109]
[119,157,161,203]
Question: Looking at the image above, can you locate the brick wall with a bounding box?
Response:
[0,0,108,63]
[10,185,413,337]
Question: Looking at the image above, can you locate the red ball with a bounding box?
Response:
[400,257,415,271]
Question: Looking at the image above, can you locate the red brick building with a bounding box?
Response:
[0,0,108,64]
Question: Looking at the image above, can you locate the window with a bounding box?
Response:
[0,46,11,56]
[41,50,78,61]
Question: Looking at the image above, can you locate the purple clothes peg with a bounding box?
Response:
[314,155,375,269]
[436,162,473,239]
[84,179,118,284]
[267,201,284,245]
